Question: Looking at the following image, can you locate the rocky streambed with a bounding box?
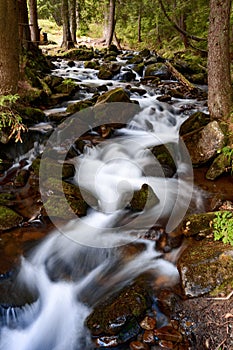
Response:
[0,45,233,350]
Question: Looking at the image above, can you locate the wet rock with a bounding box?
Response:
[129,340,150,350]
[142,330,156,344]
[98,65,114,80]
[84,60,100,69]
[206,152,232,180]
[182,121,225,166]
[86,283,150,336]
[177,240,233,297]
[127,55,144,65]
[96,87,131,105]
[0,205,23,231]
[180,212,215,238]
[157,94,171,102]
[154,325,183,343]
[140,316,156,330]
[179,111,210,136]
[13,169,30,187]
[139,48,151,58]
[62,47,94,60]
[144,56,158,66]
[30,157,74,179]
[43,75,64,91]
[130,184,159,211]
[67,60,75,67]
[54,80,78,95]
[18,106,46,125]
[0,193,16,206]
[151,145,176,177]
[130,87,147,96]
[133,63,145,76]
[144,63,171,80]
[66,100,94,114]
[119,69,136,82]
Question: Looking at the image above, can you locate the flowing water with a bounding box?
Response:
[0,57,206,349]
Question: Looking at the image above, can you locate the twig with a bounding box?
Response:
[214,337,226,350]
[207,290,233,300]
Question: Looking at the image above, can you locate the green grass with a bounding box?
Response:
[38,19,62,45]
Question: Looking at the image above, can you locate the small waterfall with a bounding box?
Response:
[0,64,204,350]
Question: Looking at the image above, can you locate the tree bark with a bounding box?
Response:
[61,0,75,49]
[106,0,116,47]
[138,3,142,43]
[70,0,77,43]
[0,0,20,94]
[18,0,32,51]
[29,0,40,46]
[208,0,233,121]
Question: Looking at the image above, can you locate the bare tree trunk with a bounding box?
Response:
[106,0,116,47]
[0,0,19,94]
[29,0,40,46]
[138,3,142,43]
[208,0,233,121]
[61,0,75,49]
[70,0,77,44]
[18,0,32,51]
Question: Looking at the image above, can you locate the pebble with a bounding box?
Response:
[140,316,157,330]
[154,325,183,343]
[129,340,150,350]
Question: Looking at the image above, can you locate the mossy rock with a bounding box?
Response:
[96,87,131,105]
[206,152,232,180]
[98,66,114,80]
[139,48,151,58]
[30,157,74,179]
[178,240,233,297]
[180,111,210,136]
[18,106,46,125]
[132,63,145,76]
[54,80,78,95]
[86,283,150,336]
[62,48,94,61]
[180,212,216,237]
[84,61,100,69]
[151,144,176,177]
[0,206,23,231]
[144,63,170,80]
[43,75,64,91]
[66,100,94,114]
[0,193,16,206]
[130,184,159,211]
[126,55,143,65]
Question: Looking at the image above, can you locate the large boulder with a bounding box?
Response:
[182,121,225,166]
[96,87,131,105]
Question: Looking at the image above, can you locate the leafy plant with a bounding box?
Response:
[213,211,233,246]
[0,94,26,143]
[217,146,233,174]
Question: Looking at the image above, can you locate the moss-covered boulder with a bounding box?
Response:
[84,60,100,70]
[62,47,94,61]
[18,106,46,125]
[144,63,171,80]
[43,75,64,91]
[30,157,74,179]
[54,80,78,95]
[66,100,94,114]
[182,121,225,166]
[98,66,114,80]
[127,55,143,65]
[206,151,232,180]
[0,206,23,231]
[86,283,150,336]
[130,184,159,211]
[180,111,210,136]
[178,240,233,297]
[96,87,131,105]
[180,212,216,238]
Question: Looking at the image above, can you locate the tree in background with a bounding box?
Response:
[0,0,20,94]
[61,0,75,49]
[106,0,116,47]
[70,0,77,43]
[29,0,40,46]
[208,0,233,125]
[19,0,32,51]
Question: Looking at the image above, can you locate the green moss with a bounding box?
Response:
[0,205,23,231]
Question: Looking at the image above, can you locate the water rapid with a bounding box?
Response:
[0,62,204,350]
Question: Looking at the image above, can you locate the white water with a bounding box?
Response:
[0,60,204,350]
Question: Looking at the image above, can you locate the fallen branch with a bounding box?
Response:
[207,290,233,300]
[165,61,196,91]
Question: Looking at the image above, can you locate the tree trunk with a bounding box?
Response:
[138,3,142,43]
[18,0,32,51]
[29,0,40,46]
[70,0,77,43]
[208,0,233,121]
[0,0,20,94]
[106,0,116,47]
[61,0,75,49]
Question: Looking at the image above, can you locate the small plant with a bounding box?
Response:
[213,211,233,246]
[217,146,233,174]
[0,94,26,143]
